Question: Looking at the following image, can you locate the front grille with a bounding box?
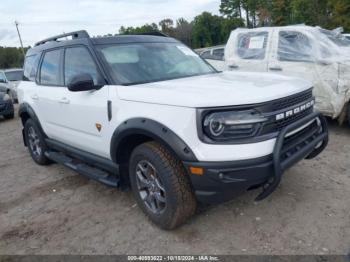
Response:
[262,108,313,134]
[269,89,313,112]
[258,89,314,136]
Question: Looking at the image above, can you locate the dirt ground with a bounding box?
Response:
[0,109,349,255]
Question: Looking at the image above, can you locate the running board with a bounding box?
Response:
[44,151,119,187]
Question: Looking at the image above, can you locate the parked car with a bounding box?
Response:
[0,69,24,103]
[0,90,14,120]
[204,25,350,124]
[198,45,226,71]
[18,30,328,229]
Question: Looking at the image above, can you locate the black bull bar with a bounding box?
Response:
[255,111,329,201]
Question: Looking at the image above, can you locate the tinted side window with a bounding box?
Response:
[64,47,100,85]
[200,50,211,59]
[0,72,7,83]
[237,32,268,60]
[40,50,62,85]
[278,31,312,62]
[23,55,40,81]
[212,48,224,60]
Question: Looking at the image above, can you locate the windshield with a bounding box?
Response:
[98,43,216,85]
[5,70,23,81]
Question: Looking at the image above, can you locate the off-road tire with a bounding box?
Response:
[3,112,14,119]
[129,141,197,230]
[24,119,51,165]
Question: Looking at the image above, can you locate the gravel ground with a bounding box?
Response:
[0,109,349,255]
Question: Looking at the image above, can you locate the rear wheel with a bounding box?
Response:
[129,141,197,230]
[24,119,51,165]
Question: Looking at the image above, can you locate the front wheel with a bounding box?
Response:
[129,141,197,230]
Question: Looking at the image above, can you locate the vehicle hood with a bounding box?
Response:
[116,71,312,108]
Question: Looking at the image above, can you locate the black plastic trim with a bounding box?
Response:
[45,138,118,174]
[255,111,328,201]
[110,118,198,163]
[183,155,274,204]
[18,103,46,138]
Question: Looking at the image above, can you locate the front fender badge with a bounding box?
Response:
[96,123,102,132]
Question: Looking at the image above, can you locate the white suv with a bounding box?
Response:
[18,31,328,229]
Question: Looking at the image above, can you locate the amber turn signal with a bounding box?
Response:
[189,166,204,176]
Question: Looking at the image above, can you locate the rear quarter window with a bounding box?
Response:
[23,54,40,81]
[236,32,269,60]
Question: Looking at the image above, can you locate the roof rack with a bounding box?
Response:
[35,30,90,46]
[137,32,169,37]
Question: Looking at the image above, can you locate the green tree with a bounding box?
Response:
[192,12,224,48]
[0,47,27,69]
[174,18,193,47]
[220,0,243,19]
[159,19,175,36]
[328,0,350,31]
[192,12,243,48]
[119,23,159,34]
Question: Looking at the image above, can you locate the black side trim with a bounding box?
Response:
[110,118,198,163]
[107,100,112,121]
[18,103,46,139]
[46,138,118,174]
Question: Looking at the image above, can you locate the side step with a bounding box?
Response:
[45,151,119,187]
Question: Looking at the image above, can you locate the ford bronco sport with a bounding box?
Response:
[18,31,328,229]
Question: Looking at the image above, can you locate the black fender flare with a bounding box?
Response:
[18,103,47,139]
[110,118,198,163]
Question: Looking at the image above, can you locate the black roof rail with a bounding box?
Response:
[35,30,90,46]
[137,31,169,37]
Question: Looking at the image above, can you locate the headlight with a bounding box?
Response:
[203,110,267,141]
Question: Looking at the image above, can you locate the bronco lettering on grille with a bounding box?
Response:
[275,100,314,121]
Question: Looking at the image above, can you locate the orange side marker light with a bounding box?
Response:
[190,167,204,176]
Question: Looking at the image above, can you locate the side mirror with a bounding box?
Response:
[67,73,100,92]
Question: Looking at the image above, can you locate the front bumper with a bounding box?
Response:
[184,112,328,204]
[0,100,14,116]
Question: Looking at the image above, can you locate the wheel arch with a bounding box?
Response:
[110,118,198,165]
[18,103,47,146]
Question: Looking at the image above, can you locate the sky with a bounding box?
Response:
[0,0,220,47]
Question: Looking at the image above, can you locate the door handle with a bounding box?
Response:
[58,97,70,104]
[31,94,39,100]
[269,66,283,71]
[228,64,239,69]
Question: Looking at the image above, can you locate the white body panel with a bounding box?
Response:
[116,72,310,107]
[19,69,311,162]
